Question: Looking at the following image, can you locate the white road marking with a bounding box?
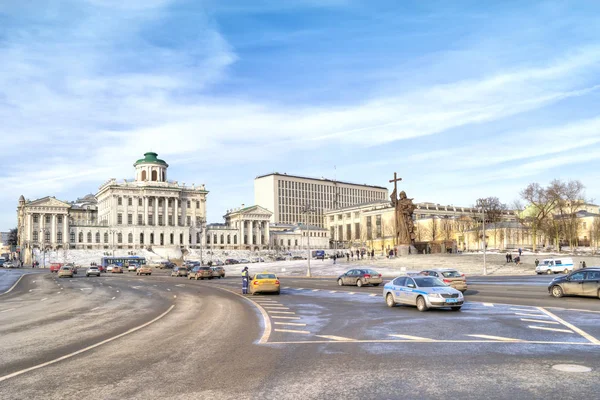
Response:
[317,335,356,341]
[312,289,320,292]
[520,318,559,325]
[528,325,574,333]
[109,286,112,288]
[283,287,290,289]
[40,298,47,302]
[271,316,301,320]
[32,280,36,283]
[111,297,116,300]
[348,292,356,295]
[482,303,494,307]
[0,308,16,313]
[264,307,289,310]
[329,290,337,293]
[131,286,141,289]
[167,288,171,291]
[174,295,177,299]
[80,288,92,291]
[175,284,185,287]
[369,294,378,297]
[28,289,39,292]
[116,290,119,293]
[511,308,537,312]
[515,313,549,318]
[537,307,600,344]
[274,328,310,334]
[57,292,61,294]
[268,311,295,314]
[91,307,100,311]
[389,334,434,341]
[274,322,306,326]
[0,305,175,383]
[468,334,523,342]
[295,288,304,290]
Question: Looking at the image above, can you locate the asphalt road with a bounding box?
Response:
[1,269,598,399]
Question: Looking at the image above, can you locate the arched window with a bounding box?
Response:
[96,232,100,243]
[227,235,231,244]
[197,233,201,243]
[87,232,92,243]
[140,233,144,244]
[33,231,39,241]
[104,233,109,243]
[78,232,83,243]
[141,170,147,181]
[170,233,174,245]
[213,234,217,244]
[57,232,63,242]
[128,233,133,243]
[233,235,237,245]
[118,233,123,243]
[151,170,157,181]
[220,234,224,244]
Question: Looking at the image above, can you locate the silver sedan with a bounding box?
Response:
[383,275,464,311]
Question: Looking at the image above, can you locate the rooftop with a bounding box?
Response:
[255,172,388,190]
[134,152,168,167]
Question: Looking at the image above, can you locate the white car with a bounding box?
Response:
[535,258,574,275]
[3,262,14,268]
[106,265,114,272]
[128,265,137,272]
[383,275,464,311]
[86,266,101,277]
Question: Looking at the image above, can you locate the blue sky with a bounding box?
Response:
[1,0,600,230]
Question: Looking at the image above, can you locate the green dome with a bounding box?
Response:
[134,152,168,167]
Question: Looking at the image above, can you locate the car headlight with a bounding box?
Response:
[429,293,442,298]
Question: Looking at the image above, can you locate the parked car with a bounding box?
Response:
[274,256,286,261]
[210,266,226,279]
[86,266,101,277]
[50,263,63,273]
[249,272,280,295]
[536,258,575,275]
[171,267,188,277]
[420,269,467,293]
[58,266,74,278]
[548,268,600,298]
[238,258,250,264]
[212,260,224,266]
[384,275,464,311]
[159,262,176,269]
[225,259,239,265]
[111,266,124,273]
[337,269,383,287]
[251,258,265,263]
[106,265,114,273]
[136,266,152,276]
[3,261,14,268]
[97,265,106,273]
[188,266,212,280]
[127,264,138,272]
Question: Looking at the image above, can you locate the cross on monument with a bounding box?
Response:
[389,172,402,197]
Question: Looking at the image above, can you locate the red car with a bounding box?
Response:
[50,263,63,273]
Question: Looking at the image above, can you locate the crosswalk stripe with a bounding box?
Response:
[528,325,574,333]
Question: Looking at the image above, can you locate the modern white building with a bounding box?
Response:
[17,152,208,264]
[254,173,389,228]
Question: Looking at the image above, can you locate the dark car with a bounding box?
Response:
[548,268,600,298]
[274,256,286,261]
[337,269,383,287]
[224,259,239,265]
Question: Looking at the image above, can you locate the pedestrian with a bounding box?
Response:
[509,253,513,263]
[506,253,510,263]
[582,261,587,269]
[394,248,398,257]
[514,256,520,265]
[371,249,375,259]
[241,267,249,294]
[518,248,522,256]
[535,259,539,267]
[333,254,337,264]
[346,253,349,262]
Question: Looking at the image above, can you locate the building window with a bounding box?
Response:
[118,197,122,206]
[196,201,200,208]
[244,235,248,245]
[138,198,143,206]
[33,215,39,223]
[128,214,133,225]
[149,215,154,225]
[355,223,360,240]
[104,233,109,243]
[187,201,191,209]
[70,232,75,243]
[95,232,100,243]
[149,198,153,207]
[295,239,298,246]
[57,216,63,223]
[138,214,143,225]
[158,215,163,226]
[376,215,382,239]
[220,235,224,244]
[168,215,173,226]
[367,216,372,240]
[117,213,123,224]
[207,235,211,244]
[44,231,50,242]
[234,235,237,245]
[170,233,174,245]
[287,239,291,246]
[346,224,352,241]
[186,216,191,226]
[118,233,122,243]
[227,235,231,244]
[128,233,133,243]
[178,216,182,226]
[87,232,92,243]
[46,215,51,224]
[78,232,83,243]
[128,197,132,206]
[140,233,144,244]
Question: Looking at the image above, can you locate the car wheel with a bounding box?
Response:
[551,285,564,298]
[373,283,380,287]
[356,279,363,288]
[275,290,280,295]
[416,296,428,312]
[546,269,553,275]
[451,306,462,311]
[338,279,343,286]
[563,268,569,274]
[386,293,396,307]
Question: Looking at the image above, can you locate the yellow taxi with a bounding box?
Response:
[249,272,280,295]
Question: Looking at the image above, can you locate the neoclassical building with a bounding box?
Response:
[205,205,273,250]
[17,152,208,264]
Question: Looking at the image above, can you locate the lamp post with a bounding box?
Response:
[481,207,487,276]
[109,229,118,257]
[301,204,315,277]
[39,228,50,268]
[193,218,206,266]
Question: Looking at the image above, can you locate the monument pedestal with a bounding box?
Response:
[398,244,417,256]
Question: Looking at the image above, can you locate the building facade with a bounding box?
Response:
[205,205,272,250]
[17,152,208,264]
[254,172,388,228]
[269,223,329,251]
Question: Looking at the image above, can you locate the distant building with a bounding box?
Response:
[1,232,9,246]
[254,172,388,228]
[205,205,272,250]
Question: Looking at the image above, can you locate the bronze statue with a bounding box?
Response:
[391,189,416,245]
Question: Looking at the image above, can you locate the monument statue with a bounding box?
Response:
[389,173,417,255]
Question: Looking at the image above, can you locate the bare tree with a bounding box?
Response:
[428,217,439,242]
[7,228,18,246]
[591,217,600,255]
[548,179,586,249]
[520,183,559,252]
[475,197,507,250]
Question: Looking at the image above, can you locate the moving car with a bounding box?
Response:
[111,266,124,273]
[86,266,101,277]
[65,263,78,274]
[159,261,176,269]
[188,266,212,280]
[548,268,600,298]
[136,265,152,276]
[58,265,74,278]
[127,264,138,272]
[420,269,467,292]
[337,269,383,287]
[210,266,225,279]
[384,275,464,311]
[212,260,224,266]
[171,267,188,277]
[225,259,239,265]
[535,258,575,275]
[3,261,14,268]
[50,263,63,273]
[106,265,114,273]
[238,258,251,264]
[250,272,280,295]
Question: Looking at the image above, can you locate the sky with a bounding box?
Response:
[1,0,600,230]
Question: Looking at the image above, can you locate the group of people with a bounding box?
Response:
[506,248,523,265]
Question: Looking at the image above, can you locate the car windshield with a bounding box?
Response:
[256,274,276,279]
[414,277,446,287]
[441,271,461,278]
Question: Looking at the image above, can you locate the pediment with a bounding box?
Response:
[239,205,273,216]
[27,196,71,209]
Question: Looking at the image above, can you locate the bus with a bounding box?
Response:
[100,256,146,268]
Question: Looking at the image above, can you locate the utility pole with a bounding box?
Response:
[301,203,315,277]
[110,229,118,257]
[482,207,487,276]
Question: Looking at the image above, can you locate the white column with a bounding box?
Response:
[154,196,158,226]
[144,196,149,225]
[241,220,245,247]
[174,198,178,226]
[51,214,56,246]
[257,221,262,246]
[27,213,32,241]
[63,214,68,246]
[265,222,270,248]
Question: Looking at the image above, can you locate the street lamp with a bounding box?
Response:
[109,229,118,257]
[39,227,50,268]
[301,204,315,277]
[192,218,206,265]
[480,207,487,276]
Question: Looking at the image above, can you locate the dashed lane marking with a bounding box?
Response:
[91,307,100,311]
[369,294,378,297]
[283,287,290,289]
[167,289,171,291]
[274,328,310,334]
[271,316,301,320]
[29,289,39,292]
[389,334,434,341]
[175,284,185,287]
[40,298,47,302]
[57,292,61,294]
[511,308,537,312]
[348,292,356,295]
[537,307,600,344]
[312,289,320,292]
[263,307,290,310]
[295,288,304,290]
[468,334,523,342]
[482,303,494,307]
[515,313,549,318]
[0,308,16,313]
[528,325,574,333]
[329,290,337,293]
[274,322,306,327]
[111,297,116,300]
[316,335,356,342]
[80,288,92,291]
[521,318,559,325]
[268,311,295,314]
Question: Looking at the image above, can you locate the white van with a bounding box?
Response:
[535,258,574,275]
